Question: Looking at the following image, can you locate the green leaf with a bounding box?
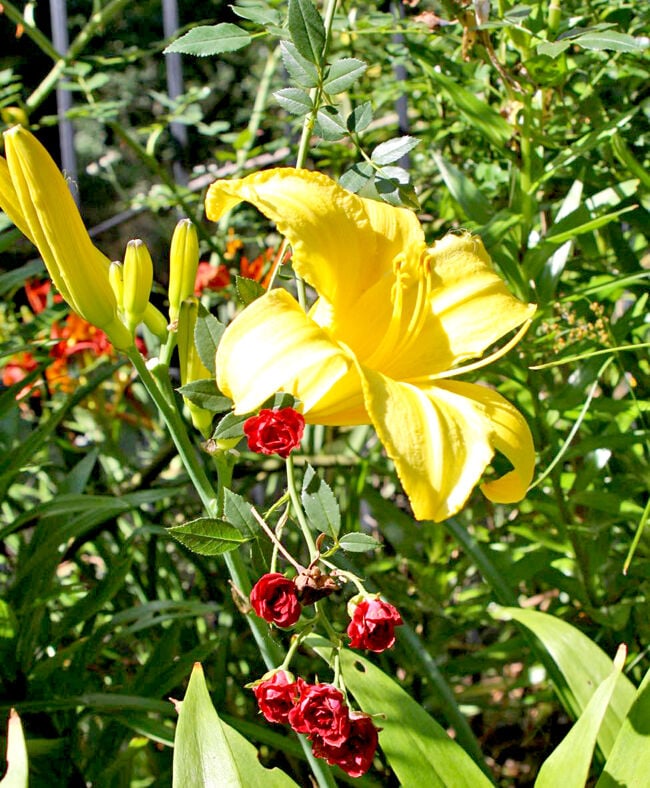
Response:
[0,709,28,788]
[491,607,636,757]
[287,0,325,65]
[235,275,266,305]
[279,41,319,88]
[195,306,225,375]
[432,152,492,224]
[339,162,374,193]
[223,489,258,538]
[339,650,494,787]
[177,379,232,412]
[536,645,626,788]
[212,411,248,442]
[346,101,373,133]
[322,58,367,94]
[164,24,252,57]
[230,2,281,26]
[274,87,313,116]
[598,667,650,787]
[173,663,298,787]
[371,136,420,166]
[315,106,348,140]
[301,464,341,539]
[421,63,513,149]
[168,518,250,556]
[576,30,647,53]
[337,532,381,552]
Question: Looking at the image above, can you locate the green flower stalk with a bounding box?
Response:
[177,297,213,437]
[0,125,133,349]
[168,218,199,326]
[123,239,154,334]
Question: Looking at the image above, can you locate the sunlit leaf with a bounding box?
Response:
[163,24,251,56]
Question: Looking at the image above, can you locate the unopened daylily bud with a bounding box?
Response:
[0,126,132,349]
[123,239,153,334]
[168,218,199,325]
[143,302,169,341]
[109,261,124,309]
[177,298,213,436]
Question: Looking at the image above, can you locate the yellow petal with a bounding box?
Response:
[358,368,533,521]
[0,155,33,241]
[216,288,353,415]
[206,168,425,317]
[4,127,131,347]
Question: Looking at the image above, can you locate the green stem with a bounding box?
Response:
[286,454,318,561]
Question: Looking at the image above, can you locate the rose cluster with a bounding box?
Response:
[252,671,378,778]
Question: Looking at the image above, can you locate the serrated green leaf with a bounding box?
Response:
[279,41,319,88]
[164,24,252,57]
[223,489,258,538]
[371,136,420,166]
[177,379,231,412]
[274,87,313,116]
[339,162,374,194]
[230,2,281,26]
[301,464,341,539]
[212,411,248,441]
[337,532,381,552]
[339,651,493,787]
[315,106,348,140]
[168,518,250,556]
[537,39,571,58]
[322,58,367,95]
[287,0,325,65]
[195,306,225,375]
[346,101,373,133]
[235,275,266,305]
[173,663,298,787]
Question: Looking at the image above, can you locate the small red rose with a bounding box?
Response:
[311,711,379,777]
[250,573,302,628]
[288,682,350,746]
[347,596,403,653]
[252,670,301,724]
[243,407,305,458]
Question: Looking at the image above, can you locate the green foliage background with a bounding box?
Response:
[0,0,648,785]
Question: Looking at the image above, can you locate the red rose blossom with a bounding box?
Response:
[250,573,302,627]
[288,682,350,746]
[252,670,301,724]
[347,596,403,653]
[243,407,305,458]
[311,711,379,777]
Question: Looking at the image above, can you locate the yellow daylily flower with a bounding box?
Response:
[207,168,536,522]
[0,126,132,348]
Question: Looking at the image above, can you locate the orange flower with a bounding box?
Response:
[194,261,231,294]
[1,351,40,399]
[240,248,275,289]
[25,277,62,314]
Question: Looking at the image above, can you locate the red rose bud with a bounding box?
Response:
[347,596,403,653]
[311,711,379,778]
[243,407,305,458]
[250,573,302,628]
[288,682,350,746]
[252,670,300,724]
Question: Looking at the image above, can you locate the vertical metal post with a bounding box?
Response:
[162,0,188,185]
[49,0,79,203]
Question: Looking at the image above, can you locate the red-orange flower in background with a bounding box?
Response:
[1,351,40,399]
[193,261,231,294]
[24,277,62,314]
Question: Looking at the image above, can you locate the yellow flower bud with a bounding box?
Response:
[177,297,213,436]
[168,218,199,326]
[123,239,153,334]
[0,126,132,349]
[109,261,124,309]
[143,302,169,341]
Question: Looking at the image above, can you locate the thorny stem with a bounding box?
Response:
[286,453,319,562]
